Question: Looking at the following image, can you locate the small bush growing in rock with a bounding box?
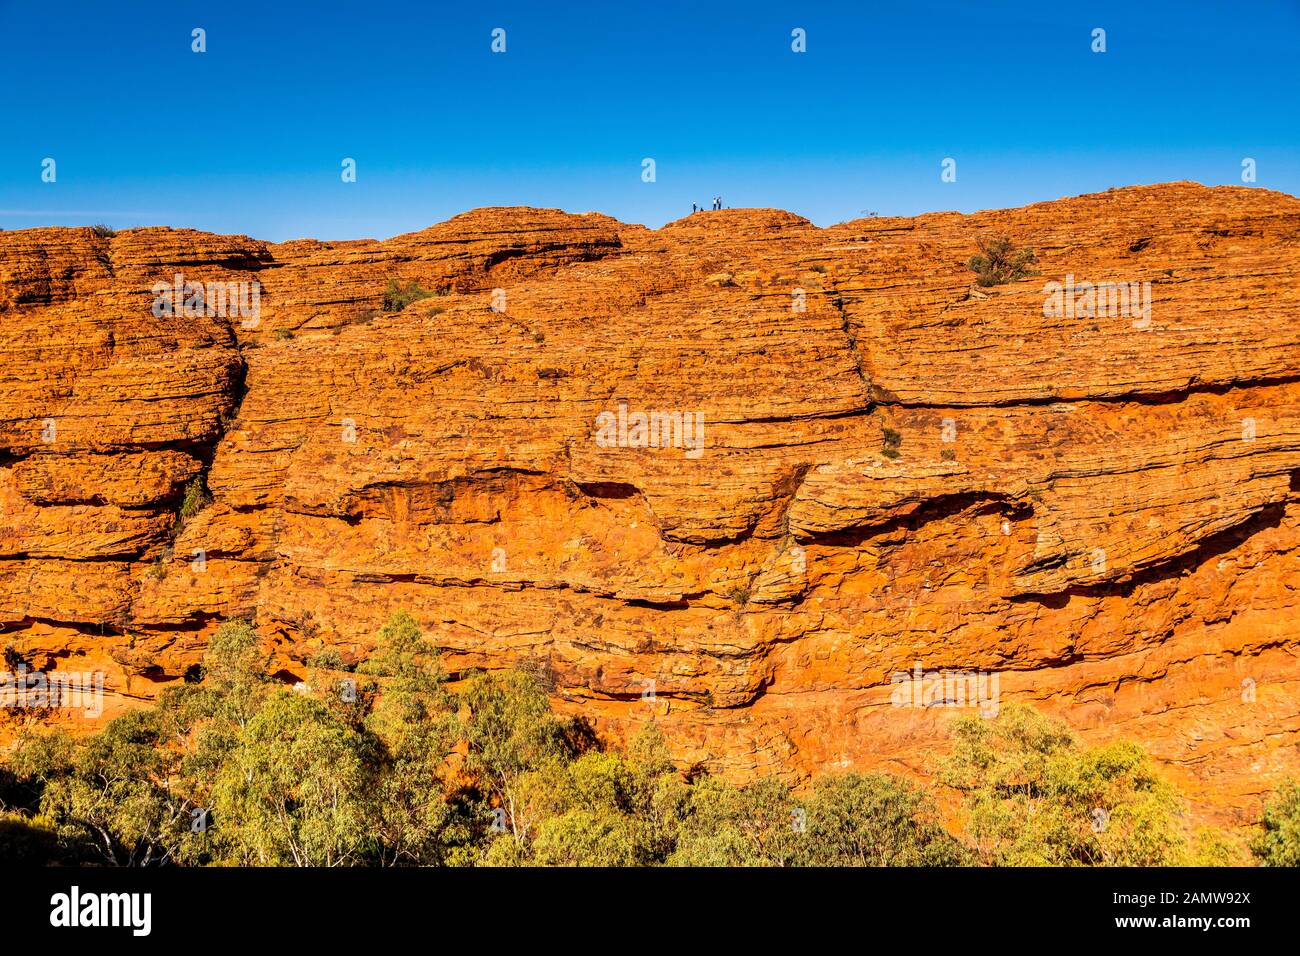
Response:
[967,237,1038,287]
[382,279,434,313]
[881,427,903,459]
[178,476,212,525]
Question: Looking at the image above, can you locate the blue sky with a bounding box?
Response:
[1,0,1296,240]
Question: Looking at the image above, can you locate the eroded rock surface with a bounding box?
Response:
[2,183,1298,827]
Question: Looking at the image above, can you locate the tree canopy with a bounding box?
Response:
[0,615,1266,868]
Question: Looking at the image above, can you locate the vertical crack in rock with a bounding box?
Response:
[822,279,874,408]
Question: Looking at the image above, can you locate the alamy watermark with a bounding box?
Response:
[594,402,706,459]
[890,662,1000,717]
[1,666,105,718]
[151,274,261,329]
[50,886,151,936]
[1042,274,1151,329]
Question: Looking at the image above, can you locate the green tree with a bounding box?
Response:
[10,710,196,866]
[531,806,639,866]
[0,810,66,864]
[535,749,664,866]
[942,704,1191,866]
[479,723,688,867]
[626,722,690,863]
[798,772,972,866]
[357,611,462,865]
[177,474,212,527]
[460,669,572,845]
[213,691,371,866]
[200,620,270,727]
[669,775,802,866]
[1252,778,1300,866]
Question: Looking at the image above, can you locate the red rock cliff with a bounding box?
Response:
[2,183,1298,827]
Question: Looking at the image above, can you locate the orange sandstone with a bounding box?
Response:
[2,183,1298,829]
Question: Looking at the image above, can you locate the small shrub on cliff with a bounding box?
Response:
[382,279,434,313]
[178,475,212,525]
[966,236,1038,287]
[335,307,379,333]
[881,426,903,459]
[90,223,117,239]
[724,584,752,606]
[148,545,173,580]
[1252,778,1300,866]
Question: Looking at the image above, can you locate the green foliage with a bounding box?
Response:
[881,426,903,459]
[460,668,573,846]
[10,711,198,865]
[1191,825,1251,866]
[357,611,461,865]
[626,723,690,862]
[272,328,294,340]
[90,223,117,238]
[505,735,689,866]
[799,772,973,866]
[941,704,1192,866]
[666,770,968,867]
[966,236,1038,287]
[177,475,212,525]
[725,585,752,606]
[670,775,801,866]
[335,307,378,333]
[0,810,65,863]
[213,691,372,865]
[200,620,270,726]
[1252,778,1300,866]
[382,279,434,313]
[0,608,1253,869]
[528,753,641,866]
[3,643,26,670]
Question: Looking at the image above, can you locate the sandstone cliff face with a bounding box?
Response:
[2,183,1298,826]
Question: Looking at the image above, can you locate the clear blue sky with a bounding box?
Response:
[1,0,1296,241]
